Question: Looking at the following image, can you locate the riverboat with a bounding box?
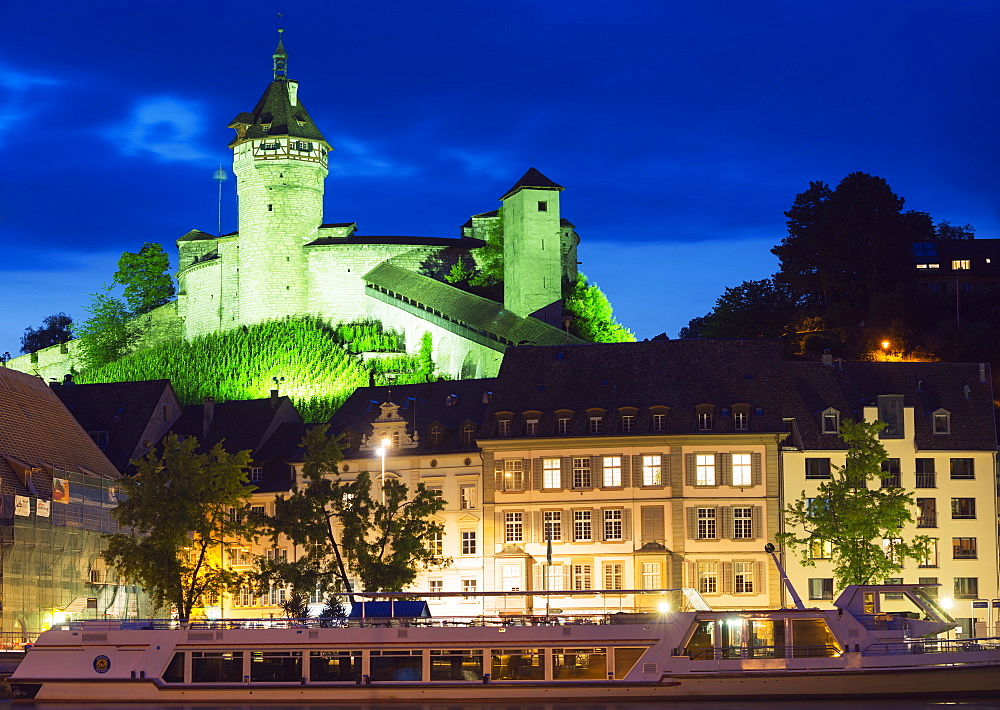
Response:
[9,584,1000,702]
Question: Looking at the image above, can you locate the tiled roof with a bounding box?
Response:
[0,368,119,497]
[52,380,176,472]
[330,378,497,453]
[481,340,788,437]
[500,168,564,200]
[170,396,302,458]
[228,79,326,145]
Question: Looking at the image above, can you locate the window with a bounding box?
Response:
[602,456,622,487]
[809,578,834,600]
[498,419,511,436]
[428,487,444,502]
[429,579,443,594]
[880,458,901,488]
[544,565,563,591]
[537,201,548,211]
[731,453,752,486]
[952,259,971,270]
[877,395,904,438]
[604,509,623,541]
[916,498,937,527]
[462,579,478,597]
[652,413,666,431]
[641,562,661,590]
[572,564,592,591]
[620,415,635,432]
[915,459,936,488]
[809,539,833,559]
[821,409,840,434]
[525,419,539,436]
[501,564,521,592]
[557,417,570,435]
[932,410,950,435]
[697,508,717,539]
[576,562,613,596]
[695,454,716,486]
[543,511,562,542]
[572,457,592,488]
[573,510,592,541]
[698,411,713,431]
[462,423,476,446]
[461,531,476,555]
[919,539,939,567]
[805,458,831,479]
[504,513,523,543]
[734,410,748,431]
[391,431,400,448]
[589,416,604,434]
[732,507,752,539]
[542,458,561,489]
[293,140,313,151]
[428,532,443,557]
[460,485,476,510]
[918,578,938,598]
[951,497,976,519]
[642,455,662,486]
[954,577,979,599]
[734,561,755,594]
[882,537,902,565]
[250,467,263,482]
[429,425,443,447]
[503,459,524,490]
[953,537,977,559]
[228,548,251,566]
[697,561,718,594]
[91,431,109,448]
[950,458,974,480]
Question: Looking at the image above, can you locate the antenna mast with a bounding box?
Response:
[213,165,228,236]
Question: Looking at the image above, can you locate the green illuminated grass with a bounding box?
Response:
[76,318,431,422]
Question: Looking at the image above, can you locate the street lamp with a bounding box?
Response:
[375,438,390,506]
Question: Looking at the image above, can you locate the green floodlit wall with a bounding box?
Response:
[0,472,154,643]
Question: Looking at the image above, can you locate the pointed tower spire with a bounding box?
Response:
[273,27,288,81]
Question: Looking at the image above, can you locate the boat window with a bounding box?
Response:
[430,649,483,681]
[553,648,607,680]
[613,647,647,679]
[721,618,744,659]
[191,651,243,683]
[162,652,185,683]
[685,620,716,660]
[251,651,302,682]
[491,648,544,680]
[310,650,362,682]
[748,619,785,659]
[790,619,841,658]
[370,650,422,681]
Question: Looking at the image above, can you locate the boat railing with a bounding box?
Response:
[682,644,841,660]
[853,613,909,631]
[862,637,1000,656]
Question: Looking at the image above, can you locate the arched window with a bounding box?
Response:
[391,431,400,448]
[430,425,444,447]
[462,423,476,446]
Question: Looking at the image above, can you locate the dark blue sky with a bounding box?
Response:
[3,0,1000,355]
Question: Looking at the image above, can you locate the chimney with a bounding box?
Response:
[63,373,74,385]
[202,397,215,440]
[270,389,279,409]
[287,80,299,106]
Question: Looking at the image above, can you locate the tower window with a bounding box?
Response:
[537,201,548,211]
[268,204,273,211]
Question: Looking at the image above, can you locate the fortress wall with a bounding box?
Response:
[218,238,241,331]
[364,297,504,379]
[179,260,224,338]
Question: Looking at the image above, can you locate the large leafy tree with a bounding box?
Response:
[103,434,256,619]
[262,425,447,600]
[679,279,798,339]
[564,273,635,343]
[778,419,931,588]
[114,242,176,316]
[74,285,141,370]
[20,312,73,354]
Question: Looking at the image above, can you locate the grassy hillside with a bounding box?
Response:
[75,318,433,422]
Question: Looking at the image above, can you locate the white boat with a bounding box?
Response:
[9,584,1000,702]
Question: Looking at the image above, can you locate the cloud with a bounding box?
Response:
[107,97,216,163]
[0,66,62,147]
[328,135,419,177]
[439,148,512,179]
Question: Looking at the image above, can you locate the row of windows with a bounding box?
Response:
[342,424,478,451]
[804,457,974,482]
[807,537,979,565]
[693,560,763,595]
[808,577,980,600]
[503,509,628,544]
[496,405,763,437]
[915,497,977,527]
[688,506,763,541]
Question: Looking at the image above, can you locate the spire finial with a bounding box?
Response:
[273,16,287,81]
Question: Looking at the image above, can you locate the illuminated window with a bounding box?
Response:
[695,454,716,485]
[952,497,976,519]
[603,562,624,590]
[808,578,833,600]
[642,455,662,486]
[460,485,476,510]
[809,539,833,559]
[573,510,592,541]
[572,564,592,591]
[952,259,971,270]
[503,459,524,490]
[543,511,562,541]
[697,561,718,594]
[641,562,661,589]
[732,453,752,486]
[428,532,443,556]
[954,577,978,599]
[733,410,748,431]
[602,456,622,487]
[919,539,938,568]
[698,412,713,431]
[604,509,623,541]
[953,537,977,559]
[542,458,561,489]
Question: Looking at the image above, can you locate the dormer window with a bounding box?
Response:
[391,431,401,448]
[526,419,539,436]
[696,405,715,432]
[429,425,444,447]
[620,415,635,432]
[589,416,604,434]
[932,409,950,435]
[498,419,512,437]
[821,408,841,435]
[732,404,750,432]
[462,423,476,446]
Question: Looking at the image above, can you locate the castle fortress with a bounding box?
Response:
[176,39,586,378]
[9,39,587,382]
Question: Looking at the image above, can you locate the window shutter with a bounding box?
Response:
[661,452,670,486]
[632,455,643,486]
[596,508,606,542]
[687,507,698,540]
[755,562,765,595]
[533,564,543,590]
[495,512,505,540]
[533,511,544,542]
[482,452,494,490]
[721,562,734,594]
[620,455,630,488]
[522,458,531,490]
[722,505,734,539]
[751,506,763,540]
[685,453,696,486]
[641,506,662,543]
[752,452,763,486]
[562,457,573,489]
[686,561,697,588]
[523,511,533,542]
[718,453,732,486]
[562,565,572,591]
[494,462,505,492]
[591,456,603,488]
[533,458,543,490]
[623,508,632,541]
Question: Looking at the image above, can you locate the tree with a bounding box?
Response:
[679,279,798,339]
[470,209,504,287]
[74,285,141,370]
[564,273,636,343]
[777,420,931,588]
[20,312,73,354]
[935,220,975,240]
[262,426,447,600]
[114,242,176,316]
[102,434,256,619]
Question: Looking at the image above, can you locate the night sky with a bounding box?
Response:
[2,0,1000,356]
